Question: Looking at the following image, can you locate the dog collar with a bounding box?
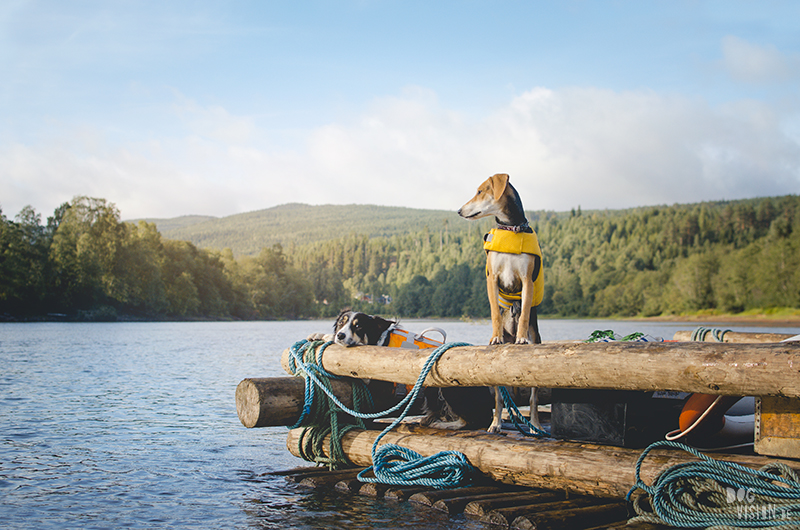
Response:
[495,221,531,233]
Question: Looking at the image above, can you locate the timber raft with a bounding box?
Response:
[237,329,800,529]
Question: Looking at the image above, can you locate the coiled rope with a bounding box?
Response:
[286,339,475,489]
[627,440,800,529]
[691,326,731,342]
[286,340,373,469]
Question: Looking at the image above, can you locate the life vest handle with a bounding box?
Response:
[415,327,446,344]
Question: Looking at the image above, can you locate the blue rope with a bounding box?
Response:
[627,440,800,528]
[498,386,549,437]
[287,339,476,489]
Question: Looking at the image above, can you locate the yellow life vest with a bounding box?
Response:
[483,228,544,308]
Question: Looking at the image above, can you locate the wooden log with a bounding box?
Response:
[284,467,362,484]
[334,477,364,494]
[384,486,427,501]
[464,491,565,517]
[286,425,800,498]
[408,485,509,506]
[433,491,529,515]
[235,377,356,428]
[511,502,628,530]
[298,469,362,488]
[359,482,390,497]
[236,377,410,428]
[672,330,795,343]
[281,341,800,397]
[481,497,597,527]
[585,522,676,530]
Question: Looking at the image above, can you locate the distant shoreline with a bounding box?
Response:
[628,314,800,328]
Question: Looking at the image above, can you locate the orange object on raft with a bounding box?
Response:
[385,327,444,350]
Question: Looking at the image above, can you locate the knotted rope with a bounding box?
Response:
[286,339,475,489]
[627,440,800,529]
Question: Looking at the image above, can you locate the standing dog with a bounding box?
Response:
[309,309,492,430]
[458,173,544,433]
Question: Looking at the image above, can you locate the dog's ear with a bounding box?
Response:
[334,308,351,330]
[489,173,510,200]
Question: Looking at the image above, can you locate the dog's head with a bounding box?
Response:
[458,173,512,220]
[332,309,396,347]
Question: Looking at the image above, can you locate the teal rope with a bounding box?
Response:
[287,339,475,489]
[627,440,800,528]
[691,326,731,342]
[287,340,372,469]
[498,386,549,437]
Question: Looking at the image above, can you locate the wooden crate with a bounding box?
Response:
[755,396,800,459]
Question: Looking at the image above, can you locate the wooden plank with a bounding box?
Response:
[286,425,800,498]
[481,497,598,527]
[281,341,800,398]
[408,486,509,506]
[464,491,564,517]
[511,502,628,530]
[755,396,800,458]
[432,491,532,515]
[297,469,362,488]
[672,330,795,343]
[283,467,361,484]
[583,522,678,530]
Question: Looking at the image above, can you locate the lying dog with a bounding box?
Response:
[458,173,544,433]
[309,309,492,430]
[308,308,397,347]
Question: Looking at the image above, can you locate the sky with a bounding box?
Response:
[2,1,800,221]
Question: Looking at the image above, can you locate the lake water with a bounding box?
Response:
[2,319,798,529]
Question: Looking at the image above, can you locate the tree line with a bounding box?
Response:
[1,194,799,321]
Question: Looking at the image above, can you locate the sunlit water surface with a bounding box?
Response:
[1,319,797,529]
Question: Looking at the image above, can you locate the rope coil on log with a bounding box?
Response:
[286,340,373,469]
[691,326,732,342]
[286,339,477,488]
[628,440,800,529]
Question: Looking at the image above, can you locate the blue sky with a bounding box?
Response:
[2,1,800,220]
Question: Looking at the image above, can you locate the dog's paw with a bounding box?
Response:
[486,420,503,434]
[515,337,530,345]
[429,418,468,431]
[489,336,503,345]
[419,413,436,427]
[307,332,334,342]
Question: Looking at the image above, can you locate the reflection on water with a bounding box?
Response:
[0,320,797,529]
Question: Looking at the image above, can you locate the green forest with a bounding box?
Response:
[2,194,799,321]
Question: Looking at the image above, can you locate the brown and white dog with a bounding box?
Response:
[458,173,544,433]
[309,309,492,430]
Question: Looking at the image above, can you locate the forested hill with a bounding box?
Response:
[3,194,799,321]
[135,203,481,256]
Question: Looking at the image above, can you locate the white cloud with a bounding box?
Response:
[2,86,799,220]
[720,35,800,84]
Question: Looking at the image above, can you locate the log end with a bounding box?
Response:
[236,378,263,428]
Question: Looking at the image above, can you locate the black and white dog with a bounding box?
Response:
[309,309,492,430]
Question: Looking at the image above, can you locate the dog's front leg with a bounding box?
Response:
[488,386,504,433]
[515,264,536,344]
[486,271,504,345]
